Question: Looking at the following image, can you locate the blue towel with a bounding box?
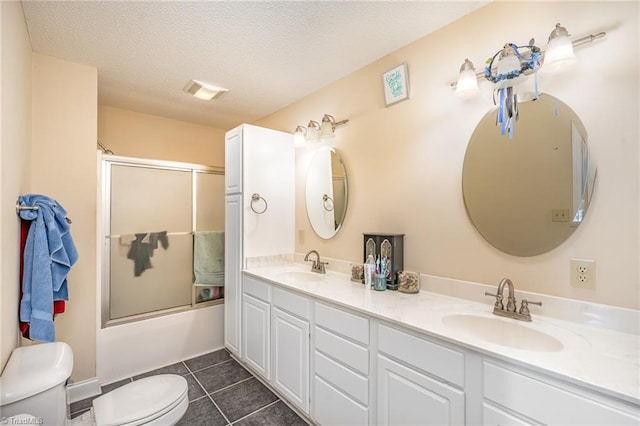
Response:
[18,194,78,342]
[194,231,224,286]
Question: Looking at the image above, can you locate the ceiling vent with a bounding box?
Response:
[183,80,228,101]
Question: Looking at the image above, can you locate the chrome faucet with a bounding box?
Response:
[485,278,542,322]
[304,250,328,274]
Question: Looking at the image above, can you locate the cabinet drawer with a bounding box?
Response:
[315,326,368,375]
[314,350,368,406]
[378,324,464,387]
[315,302,369,344]
[377,354,465,426]
[243,275,270,302]
[483,402,533,426]
[272,287,309,319]
[314,376,368,426]
[483,361,639,425]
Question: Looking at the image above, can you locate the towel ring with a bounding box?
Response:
[250,193,268,214]
[322,194,334,212]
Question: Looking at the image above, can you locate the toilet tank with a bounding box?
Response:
[0,342,74,425]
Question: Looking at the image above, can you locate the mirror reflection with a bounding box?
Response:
[462,93,596,256]
[305,146,348,239]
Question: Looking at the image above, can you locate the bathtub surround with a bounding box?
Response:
[97,304,224,385]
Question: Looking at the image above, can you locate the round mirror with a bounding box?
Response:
[305,146,348,239]
[462,93,596,256]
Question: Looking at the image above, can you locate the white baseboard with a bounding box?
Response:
[67,378,101,403]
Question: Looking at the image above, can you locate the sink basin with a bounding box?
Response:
[441,314,564,352]
[275,271,325,282]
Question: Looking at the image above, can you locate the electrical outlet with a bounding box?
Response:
[570,258,596,289]
[552,208,570,222]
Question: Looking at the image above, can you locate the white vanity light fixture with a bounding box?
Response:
[293,125,307,147]
[319,114,349,142]
[450,24,606,93]
[319,115,336,140]
[543,23,577,73]
[454,58,479,98]
[183,79,228,100]
[306,120,321,142]
[295,115,349,145]
[450,24,606,137]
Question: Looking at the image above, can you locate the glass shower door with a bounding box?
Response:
[108,165,193,320]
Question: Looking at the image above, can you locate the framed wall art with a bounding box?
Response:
[382,62,409,106]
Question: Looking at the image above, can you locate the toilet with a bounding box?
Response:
[0,342,188,426]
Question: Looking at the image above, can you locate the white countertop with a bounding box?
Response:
[244,262,640,405]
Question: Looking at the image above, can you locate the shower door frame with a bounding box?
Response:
[100,155,224,328]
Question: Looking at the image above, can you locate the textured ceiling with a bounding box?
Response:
[21,1,489,130]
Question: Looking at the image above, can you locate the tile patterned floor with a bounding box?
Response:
[70,349,308,425]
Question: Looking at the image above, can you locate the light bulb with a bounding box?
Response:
[319,117,335,141]
[454,59,479,98]
[455,69,479,98]
[544,33,576,73]
[306,121,320,142]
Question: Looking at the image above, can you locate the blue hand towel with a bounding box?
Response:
[194,231,224,286]
[18,194,78,342]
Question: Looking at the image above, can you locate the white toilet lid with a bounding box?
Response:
[93,374,188,426]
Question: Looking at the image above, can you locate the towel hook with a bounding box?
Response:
[322,194,334,212]
[250,193,268,214]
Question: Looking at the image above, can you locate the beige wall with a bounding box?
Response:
[98,105,225,166]
[30,54,98,381]
[257,1,640,309]
[0,1,32,372]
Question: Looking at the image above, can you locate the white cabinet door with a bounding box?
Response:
[241,124,294,259]
[223,194,242,357]
[242,294,270,380]
[377,355,465,426]
[225,125,242,195]
[272,306,310,414]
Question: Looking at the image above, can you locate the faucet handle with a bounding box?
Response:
[317,261,328,273]
[519,299,542,315]
[484,292,504,310]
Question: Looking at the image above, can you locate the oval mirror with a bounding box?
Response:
[305,146,348,239]
[462,93,596,256]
